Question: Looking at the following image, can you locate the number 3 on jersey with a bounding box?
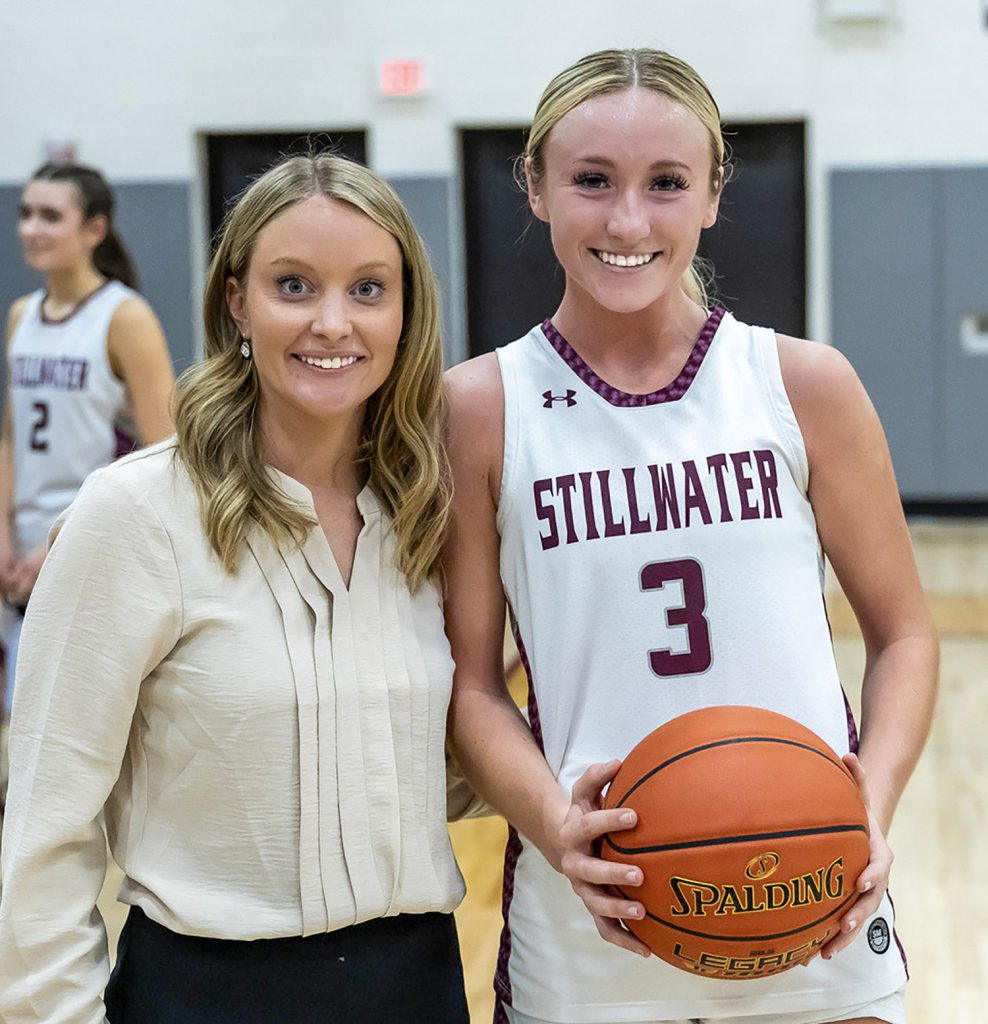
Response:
[640,558,712,677]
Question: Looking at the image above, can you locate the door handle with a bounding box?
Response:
[960,314,988,355]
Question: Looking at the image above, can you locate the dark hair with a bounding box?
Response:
[30,162,139,290]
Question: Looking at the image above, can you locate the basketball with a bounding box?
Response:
[602,705,870,980]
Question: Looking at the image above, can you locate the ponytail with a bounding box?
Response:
[93,226,139,290]
[30,162,140,290]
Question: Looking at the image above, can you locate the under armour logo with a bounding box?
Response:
[542,389,577,408]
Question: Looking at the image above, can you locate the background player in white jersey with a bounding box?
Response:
[444,49,938,1024]
[0,162,175,723]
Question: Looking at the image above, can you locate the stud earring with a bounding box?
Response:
[240,338,251,359]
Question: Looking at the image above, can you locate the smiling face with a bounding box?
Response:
[529,86,721,317]
[226,194,404,439]
[18,179,105,274]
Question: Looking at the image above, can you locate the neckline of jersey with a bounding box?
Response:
[40,278,113,326]
[539,305,727,408]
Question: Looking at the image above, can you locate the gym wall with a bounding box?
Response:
[1,0,985,494]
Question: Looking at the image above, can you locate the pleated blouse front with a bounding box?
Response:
[0,441,464,1022]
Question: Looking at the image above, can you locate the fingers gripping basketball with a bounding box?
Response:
[602,706,870,980]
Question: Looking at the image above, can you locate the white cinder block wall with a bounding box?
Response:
[1,0,985,354]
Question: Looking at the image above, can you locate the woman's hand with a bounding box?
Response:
[6,544,46,605]
[551,759,652,958]
[820,753,893,960]
[0,537,17,601]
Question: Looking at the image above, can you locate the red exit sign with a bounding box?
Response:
[379,58,427,97]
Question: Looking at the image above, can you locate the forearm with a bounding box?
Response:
[448,683,569,868]
[856,629,939,835]
[0,432,14,549]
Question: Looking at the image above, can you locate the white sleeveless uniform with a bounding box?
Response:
[3,281,135,713]
[494,309,907,1022]
[8,281,134,556]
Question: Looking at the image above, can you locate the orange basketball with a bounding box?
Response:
[601,705,869,980]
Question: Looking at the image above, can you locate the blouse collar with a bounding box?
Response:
[264,465,382,517]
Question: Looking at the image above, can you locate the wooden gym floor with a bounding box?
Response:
[43,521,988,1019]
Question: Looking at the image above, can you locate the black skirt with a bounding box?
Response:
[105,906,469,1023]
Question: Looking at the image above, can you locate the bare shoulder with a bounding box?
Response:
[109,294,161,333]
[6,294,33,343]
[445,353,504,452]
[446,351,503,414]
[775,333,883,463]
[107,295,170,381]
[445,351,504,499]
[775,333,861,400]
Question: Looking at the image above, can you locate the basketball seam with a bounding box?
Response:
[603,822,869,855]
[612,736,849,808]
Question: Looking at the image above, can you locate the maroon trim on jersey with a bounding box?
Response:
[831,647,900,974]
[494,631,545,1018]
[841,679,909,976]
[540,305,727,408]
[822,591,863,756]
[494,826,521,1018]
[114,426,139,460]
[887,889,910,978]
[842,689,860,755]
[40,279,114,325]
[516,632,545,752]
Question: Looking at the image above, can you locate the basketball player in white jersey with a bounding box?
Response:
[0,163,174,724]
[443,49,937,1024]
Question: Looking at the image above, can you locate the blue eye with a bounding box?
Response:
[276,276,311,296]
[573,171,609,189]
[651,174,689,192]
[353,280,384,299]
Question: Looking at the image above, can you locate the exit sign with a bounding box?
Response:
[379,59,427,97]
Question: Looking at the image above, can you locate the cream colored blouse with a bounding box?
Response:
[0,441,467,1024]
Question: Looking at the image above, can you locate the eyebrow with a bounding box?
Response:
[574,157,695,172]
[18,203,63,216]
[267,257,398,273]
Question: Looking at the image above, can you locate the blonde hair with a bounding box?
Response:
[173,153,450,590]
[523,48,730,307]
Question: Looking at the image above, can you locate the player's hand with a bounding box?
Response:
[0,539,17,600]
[552,759,651,958]
[6,544,46,605]
[819,753,892,960]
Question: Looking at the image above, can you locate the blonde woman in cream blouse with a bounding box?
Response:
[0,154,471,1023]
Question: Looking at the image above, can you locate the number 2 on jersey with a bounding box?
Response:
[30,401,50,452]
[640,558,711,676]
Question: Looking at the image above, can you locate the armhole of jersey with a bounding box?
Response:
[98,284,136,386]
[754,326,810,497]
[494,344,518,533]
[9,291,44,346]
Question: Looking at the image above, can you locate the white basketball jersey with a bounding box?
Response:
[8,281,133,555]
[494,309,907,1021]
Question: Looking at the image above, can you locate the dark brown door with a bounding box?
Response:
[460,121,806,357]
[700,121,806,337]
[204,131,367,244]
[460,128,564,358]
